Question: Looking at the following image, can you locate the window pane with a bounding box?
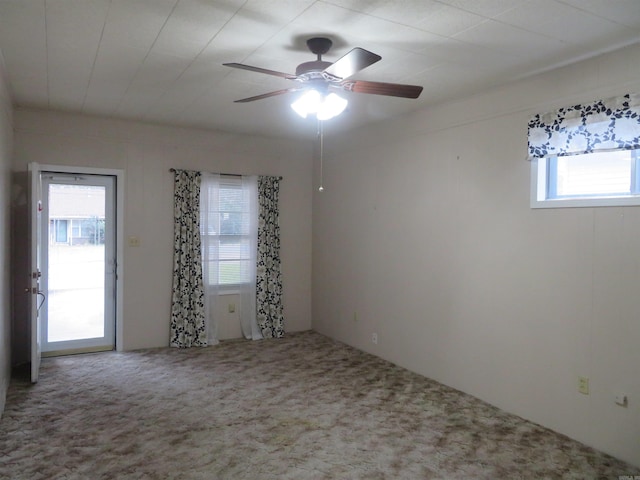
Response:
[220,260,241,284]
[218,260,250,285]
[204,261,247,285]
[553,150,633,197]
[219,183,243,211]
[219,239,241,260]
[200,176,254,287]
[55,219,68,243]
[220,212,250,235]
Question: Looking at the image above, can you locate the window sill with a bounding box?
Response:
[531,195,640,209]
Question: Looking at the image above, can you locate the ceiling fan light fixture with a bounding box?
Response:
[291,90,320,118]
[291,90,347,120]
[318,93,348,120]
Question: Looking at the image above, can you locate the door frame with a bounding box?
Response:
[34,164,125,354]
[40,173,116,354]
[28,163,42,382]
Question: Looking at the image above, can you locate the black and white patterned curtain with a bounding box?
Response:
[170,169,207,348]
[256,176,284,338]
[527,93,640,160]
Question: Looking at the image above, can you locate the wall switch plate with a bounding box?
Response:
[371,332,378,344]
[578,376,589,395]
[228,303,235,313]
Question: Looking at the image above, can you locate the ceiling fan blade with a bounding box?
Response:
[323,48,381,80]
[340,80,423,99]
[233,88,303,103]
[223,62,298,80]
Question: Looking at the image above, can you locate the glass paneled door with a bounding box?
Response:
[40,173,116,355]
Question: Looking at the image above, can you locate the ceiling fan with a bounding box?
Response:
[223,37,424,108]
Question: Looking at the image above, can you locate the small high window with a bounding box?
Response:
[528,93,640,208]
[532,149,640,208]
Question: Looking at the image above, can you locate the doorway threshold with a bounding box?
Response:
[42,345,114,358]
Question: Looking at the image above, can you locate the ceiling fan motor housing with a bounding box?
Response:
[306,37,333,56]
[296,60,333,77]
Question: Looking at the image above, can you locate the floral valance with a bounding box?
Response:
[527,93,640,160]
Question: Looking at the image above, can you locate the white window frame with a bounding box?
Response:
[200,175,256,294]
[530,151,640,209]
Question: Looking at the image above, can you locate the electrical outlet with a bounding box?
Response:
[578,376,589,395]
[128,236,141,247]
[371,332,378,344]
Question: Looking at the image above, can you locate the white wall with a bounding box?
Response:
[0,51,13,417]
[312,42,640,467]
[11,110,313,360]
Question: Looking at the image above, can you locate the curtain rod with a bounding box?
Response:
[169,168,282,180]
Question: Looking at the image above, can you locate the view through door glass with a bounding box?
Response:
[42,174,116,354]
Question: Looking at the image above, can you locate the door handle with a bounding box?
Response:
[37,292,46,312]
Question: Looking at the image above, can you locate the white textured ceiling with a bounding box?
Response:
[0,0,639,139]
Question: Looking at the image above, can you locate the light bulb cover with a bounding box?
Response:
[291,90,347,120]
[291,90,321,118]
[317,93,348,120]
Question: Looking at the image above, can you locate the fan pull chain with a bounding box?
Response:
[318,118,324,192]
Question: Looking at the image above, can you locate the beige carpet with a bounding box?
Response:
[0,331,637,479]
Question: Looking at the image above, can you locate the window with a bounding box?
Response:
[200,175,257,289]
[53,219,68,243]
[532,149,640,208]
[528,93,640,208]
